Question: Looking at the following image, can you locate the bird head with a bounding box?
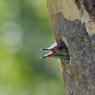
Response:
[41,41,70,60]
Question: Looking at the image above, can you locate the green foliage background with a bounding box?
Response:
[0,0,66,95]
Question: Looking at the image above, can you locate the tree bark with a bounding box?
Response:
[47,0,95,95]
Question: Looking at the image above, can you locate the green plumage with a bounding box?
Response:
[41,41,70,60]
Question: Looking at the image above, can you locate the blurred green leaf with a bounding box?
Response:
[0,0,66,95]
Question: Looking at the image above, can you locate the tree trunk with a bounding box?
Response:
[47,0,95,95]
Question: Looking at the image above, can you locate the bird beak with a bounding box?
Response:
[41,48,56,58]
[41,48,50,50]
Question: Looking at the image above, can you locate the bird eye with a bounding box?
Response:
[58,46,63,50]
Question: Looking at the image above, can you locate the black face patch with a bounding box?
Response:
[58,46,63,50]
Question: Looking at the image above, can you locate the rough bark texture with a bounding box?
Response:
[47,0,95,95]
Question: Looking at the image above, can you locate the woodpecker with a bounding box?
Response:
[41,40,70,60]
